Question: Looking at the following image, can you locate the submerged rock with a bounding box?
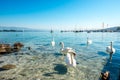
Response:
[0,44,12,53]
[0,42,24,54]
[1,64,16,70]
[13,42,24,52]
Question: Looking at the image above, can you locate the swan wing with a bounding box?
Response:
[65,53,76,67]
[65,53,71,65]
[87,40,92,44]
[106,46,115,54]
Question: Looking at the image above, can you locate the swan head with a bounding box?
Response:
[59,42,64,45]
[110,41,114,45]
[59,42,64,49]
[68,49,76,57]
[110,41,113,43]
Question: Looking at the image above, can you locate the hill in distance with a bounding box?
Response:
[0,26,47,32]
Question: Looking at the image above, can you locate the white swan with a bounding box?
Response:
[51,37,55,47]
[65,49,77,67]
[59,42,72,55]
[106,41,115,62]
[106,42,115,54]
[87,37,92,45]
[59,42,76,67]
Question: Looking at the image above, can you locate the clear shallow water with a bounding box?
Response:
[0,32,120,80]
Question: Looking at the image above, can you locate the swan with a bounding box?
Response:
[87,37,92,45]
[59,42,72,55]
[51,37,55,47]
[59,42,77,71]
[106,42,115,54]
[106,41,115,61]
[65,49,77,68]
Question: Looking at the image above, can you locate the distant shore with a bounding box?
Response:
[0,30,23,32]
[61,26,120,33]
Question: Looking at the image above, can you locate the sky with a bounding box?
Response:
[0,0,120,30]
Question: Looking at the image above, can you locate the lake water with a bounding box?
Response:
[0,31,120,80]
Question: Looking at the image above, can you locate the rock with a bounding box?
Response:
[1,64,16,70]
[13,42,24,52]
[100,71,110,80]
[0,44,12,53]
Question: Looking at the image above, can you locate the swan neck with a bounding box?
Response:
[52,37,54,41]
[61,43,64,49]
[87,37,89,40]
[70,53,73,64]
[111,42,113,47]
[110,42,113,52]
